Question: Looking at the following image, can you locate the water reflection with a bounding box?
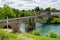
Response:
[19,22,60,35]
[19,22,25,32]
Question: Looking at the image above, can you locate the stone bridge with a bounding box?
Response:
[0,11,51,32]
[0,16,38,32]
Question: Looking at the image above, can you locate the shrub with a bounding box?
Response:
[32,29,41,36]
[48,31,57,38]
[46,34,49,37]
[0,29,23,40]
[58,35,60,38]
[0,29,10,40]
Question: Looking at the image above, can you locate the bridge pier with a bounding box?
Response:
[25,18,36,32]
[12,23,19,32]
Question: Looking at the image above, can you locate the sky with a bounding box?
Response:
[0,0,60,10]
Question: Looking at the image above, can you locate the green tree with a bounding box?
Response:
[12,8,21,17]
[51,8,57,12]
[34,6,40,12]
[45,7,51,11]
[40,8,44,12]
[0,7,5,19]
[3,4,16,18]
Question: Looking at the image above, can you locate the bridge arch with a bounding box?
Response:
[3,25,12,29]
[19,19,29,32]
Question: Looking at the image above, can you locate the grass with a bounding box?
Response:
[0,29,23,40]
[0,29,60,40]
[51,18,60,23]
[37,17,60,23]
[20,33,60,40]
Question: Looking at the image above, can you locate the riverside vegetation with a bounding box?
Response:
[0,29,60,40]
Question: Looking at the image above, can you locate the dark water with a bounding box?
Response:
[20,22,60,35]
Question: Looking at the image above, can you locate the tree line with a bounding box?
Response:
[0,4,60,19]
[0,4,34,19]
[34,7,60,12]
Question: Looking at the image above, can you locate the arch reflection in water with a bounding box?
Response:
[19,22,25,32]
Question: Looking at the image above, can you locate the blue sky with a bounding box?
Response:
[0,0,60,10]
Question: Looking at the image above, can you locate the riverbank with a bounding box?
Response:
[20,33,60,40]
[37,17,60,24]
[0,29,60,40]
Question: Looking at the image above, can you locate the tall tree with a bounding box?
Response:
[34,6,40,12]
[45,7,51,11]
[40,8,44,12]
[51,8,57,12]
[3,4,16,18]
[0,7,4,19]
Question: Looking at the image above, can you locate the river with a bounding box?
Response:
[20,22,60,36]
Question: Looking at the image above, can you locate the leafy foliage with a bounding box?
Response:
[51,18,60,23]
[48,31,57,38]
[0,29,23,40]
[45,7,51,11]
[34,6,40,12]
[32,30,41,36]
[0,4,34,19]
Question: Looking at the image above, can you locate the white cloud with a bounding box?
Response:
[0,0,60,10]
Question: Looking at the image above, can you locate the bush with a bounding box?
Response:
[48,31,57,38]
[0,29,9,40]
[0,29,23,40]
[32,29,41,36]
[46,34,49,37]
[58,35,60,38]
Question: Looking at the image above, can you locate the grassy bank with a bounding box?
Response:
[37,17,60,24]
[0,29,60,40]
[51,18,60,23]
[21,33,60,40]
[0,29,23,40]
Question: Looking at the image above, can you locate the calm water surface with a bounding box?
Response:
[20,22,60,35]
[36,22,60,35]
